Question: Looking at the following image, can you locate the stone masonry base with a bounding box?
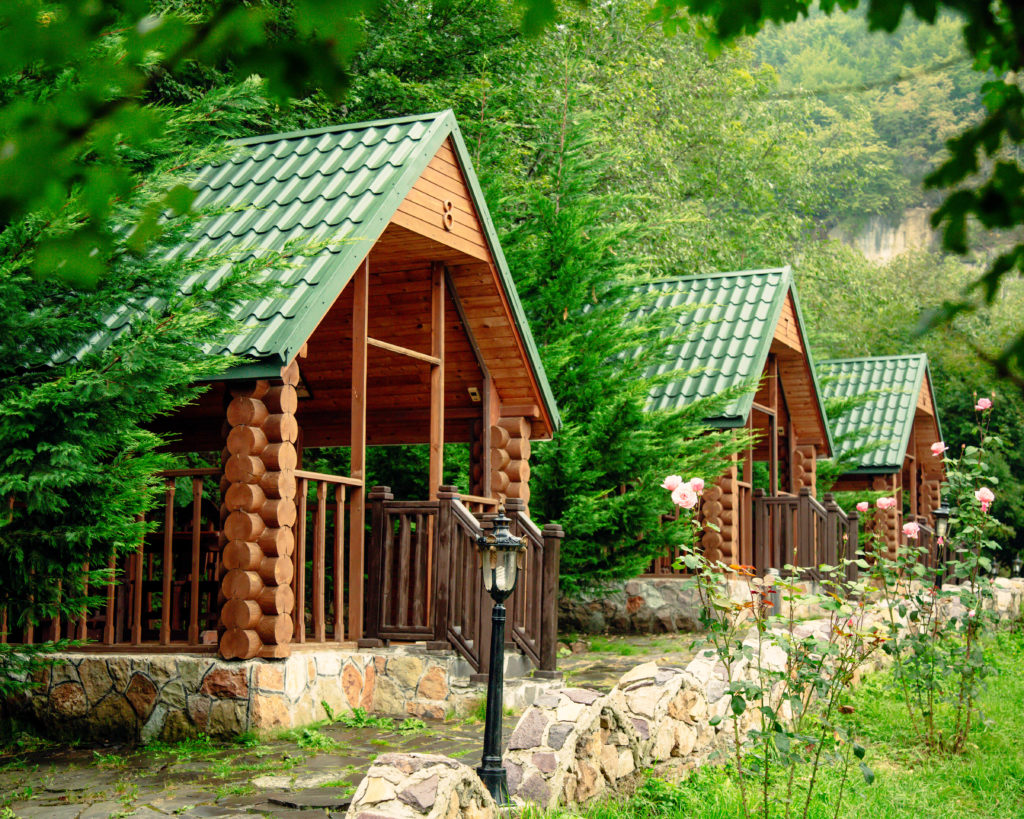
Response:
[4,645,559,744]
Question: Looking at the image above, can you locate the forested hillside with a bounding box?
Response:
[155,0,1024,566]
[4,0,1022,604]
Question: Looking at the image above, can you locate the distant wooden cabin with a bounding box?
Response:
[817,354,944,560]
[637,268,852,575]
[9,111,563,676]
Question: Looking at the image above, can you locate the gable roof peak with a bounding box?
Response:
[229,110,456,147]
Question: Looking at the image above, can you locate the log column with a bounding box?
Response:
[495,416,531,510]
[701,458,738,565]
[257,369,299,656]
[919,469,942,525]
[871,474,900,560]
[219,381,270,660]
[793,444,817,498]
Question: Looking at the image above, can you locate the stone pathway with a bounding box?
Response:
[557,633,699,692]
[0,633,699,818]
[0,713,518,819]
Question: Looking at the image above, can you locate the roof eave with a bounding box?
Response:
[445,115,562,434]
[783,268,835,457]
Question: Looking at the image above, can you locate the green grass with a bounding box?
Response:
[588,636,641,656]
[538,629,1024,819]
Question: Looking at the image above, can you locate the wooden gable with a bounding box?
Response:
[769,292,829,452]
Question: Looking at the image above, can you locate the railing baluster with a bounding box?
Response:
[132,520,144,645]
[104,553,115,645]
[161,479,175,645]
[294,477,308,643]
[79,565,88,641]
[188,477,202,645]
[396,514,411,628]
[313,481,327,643]
[333,486,345,642]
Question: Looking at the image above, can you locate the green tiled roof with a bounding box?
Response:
[634,268,830,443]
[69,110,559,428]
[816,354,940,473]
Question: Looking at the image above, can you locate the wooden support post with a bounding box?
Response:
[349,257,369,643]
[429,261,445,499]
[428,486,457,651]
[360,485,392,647]
[161,480,175,645]
[537,524,564,678]
[188,476,202,645]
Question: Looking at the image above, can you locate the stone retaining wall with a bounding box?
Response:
[346,578,1024,817]
[559,575,826,634]
[5,646,484,743]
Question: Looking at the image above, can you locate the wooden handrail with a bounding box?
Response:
[294,470,363,487]
[159,468,221,478]
[458,493,499,507]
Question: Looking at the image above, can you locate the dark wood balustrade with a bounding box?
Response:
[364,486,562,675]
[645,489,859,581]
[2,467,223,651]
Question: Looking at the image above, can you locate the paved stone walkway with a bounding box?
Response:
[0,633,699,818]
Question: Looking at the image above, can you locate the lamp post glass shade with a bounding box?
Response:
[1013,556,1022,577]
[933,504,950,540]
[481,510,524,595]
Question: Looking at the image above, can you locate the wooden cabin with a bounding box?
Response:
[12,111,563,676]
[638,268,854,576]
[817,354,945,560]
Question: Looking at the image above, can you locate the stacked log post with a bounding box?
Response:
[871,475,900,560]
[494,416,531,510]
[918,469,942,525]
[700,459,737,565]
[218,374,299,661]
[793,444,817,498]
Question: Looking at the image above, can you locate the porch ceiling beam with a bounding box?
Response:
[366,336,441,366]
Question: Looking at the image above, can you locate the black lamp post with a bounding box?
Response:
[932,503,950,584]
[475,507,526,806]
[933,503,950,542]
[1013,555,1022,577]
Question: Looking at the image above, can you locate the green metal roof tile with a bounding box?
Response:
[66,110,560,429]
[816,354,940,473]
[632,269,832,453]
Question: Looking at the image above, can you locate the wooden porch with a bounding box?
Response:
[1,113,563,674]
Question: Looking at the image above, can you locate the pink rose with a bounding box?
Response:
[856,501,869,513]
[672,484,698,509]
[930,441,948,457]
[876,497,897,510]
[689,477,705,495]
[975,397,992,411]
[902,521,920,539]
[975,487,994,513]
[661,475,682,492]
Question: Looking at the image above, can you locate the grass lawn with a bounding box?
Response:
[540,628,1024,819]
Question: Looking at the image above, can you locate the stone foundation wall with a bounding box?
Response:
[560,575,1024,635]
[558,576,814,634]
[346,578,1024,817]
[5,646,486,743]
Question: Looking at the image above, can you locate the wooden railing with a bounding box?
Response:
[292,470,362,644]
[363,486,563,675]
[753,489,859,580]
[2,467,223,650]
[436,491,487,670]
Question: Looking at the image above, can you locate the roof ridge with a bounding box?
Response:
[646,267,790,285]
[230,110,453,147]
[818,353,928,365]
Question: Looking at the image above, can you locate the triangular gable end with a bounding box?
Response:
[198,112,558,437]
[769,287,831,455]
